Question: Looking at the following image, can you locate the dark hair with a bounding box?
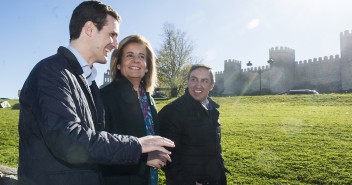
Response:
[69,0,120,41]
[110,35,157,93]
[187,64,215,83]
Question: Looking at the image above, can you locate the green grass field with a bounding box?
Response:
[1,95,351,184]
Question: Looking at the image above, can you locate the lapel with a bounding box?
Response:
[78,75,97,108]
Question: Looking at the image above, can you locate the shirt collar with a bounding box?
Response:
[201,98,210,110]
[67,45,97,86]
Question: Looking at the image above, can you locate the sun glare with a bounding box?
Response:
[247,18,260,30]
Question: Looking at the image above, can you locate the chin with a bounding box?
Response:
[191,95,204,102]
[96,58,108,64]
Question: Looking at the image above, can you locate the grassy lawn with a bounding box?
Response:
[1,94,351,184]
[0,99,20,167]
[215,95,352,184]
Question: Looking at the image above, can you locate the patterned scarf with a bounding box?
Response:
[138,85,158,185]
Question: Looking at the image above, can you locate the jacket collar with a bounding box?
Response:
[57,46,84,76]
[113,77,150,94]
[184,88,219,109]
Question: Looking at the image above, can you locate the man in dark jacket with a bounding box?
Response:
[17,1,174,185]
[159,64,228,185]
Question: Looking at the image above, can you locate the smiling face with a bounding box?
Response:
[118,42,148,86]
[187,67,215,102]
[91,15,119,64]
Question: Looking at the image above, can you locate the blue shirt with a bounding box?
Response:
[67,45,97,86]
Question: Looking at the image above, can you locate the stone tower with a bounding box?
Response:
[340,30,352,91]
[99,69,111,88]
[214,71,224,95]
[222,59,242,95]
[269,47,295,93]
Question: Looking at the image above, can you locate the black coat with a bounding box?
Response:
[100,78,160,185]
[18,47,142,185]
[159,90,227,185]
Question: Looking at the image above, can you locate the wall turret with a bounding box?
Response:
[269,46,295,65]
[224,59,241,72]
[99,69,111,88]
[269,46,296,93]
[340,30,352,60]
[340,30,352,90]
[223,59,242,95]
[214,71,224,95]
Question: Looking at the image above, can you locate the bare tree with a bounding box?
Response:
[156,22,199,96]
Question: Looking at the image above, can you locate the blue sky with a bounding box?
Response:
[1,0,352,98]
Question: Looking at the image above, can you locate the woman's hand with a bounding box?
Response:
[146,151,172,169]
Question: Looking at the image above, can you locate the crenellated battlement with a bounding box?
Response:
[269,46,295,53]
[296,55,340,65]
[340,30,352,37]
[243,65,270,72]
[224,59,241,66]
[215,71,224,75]
[224,59,241,72]
[212,29,352,95]
[269,46,295,64]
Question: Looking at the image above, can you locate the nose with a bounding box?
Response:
[132,56,141,62]
[112,36,118,49]
[195,80,202,87]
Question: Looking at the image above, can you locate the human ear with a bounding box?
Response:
[83,21,94,37]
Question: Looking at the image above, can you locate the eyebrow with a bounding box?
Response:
[190,76,209,80]
[125,51,146,55]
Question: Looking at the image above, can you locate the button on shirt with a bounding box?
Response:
[67,46,97,86]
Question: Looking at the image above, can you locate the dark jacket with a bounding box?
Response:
[159,89,227,185]
[100,78,159,185]
[18,47,142,185]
